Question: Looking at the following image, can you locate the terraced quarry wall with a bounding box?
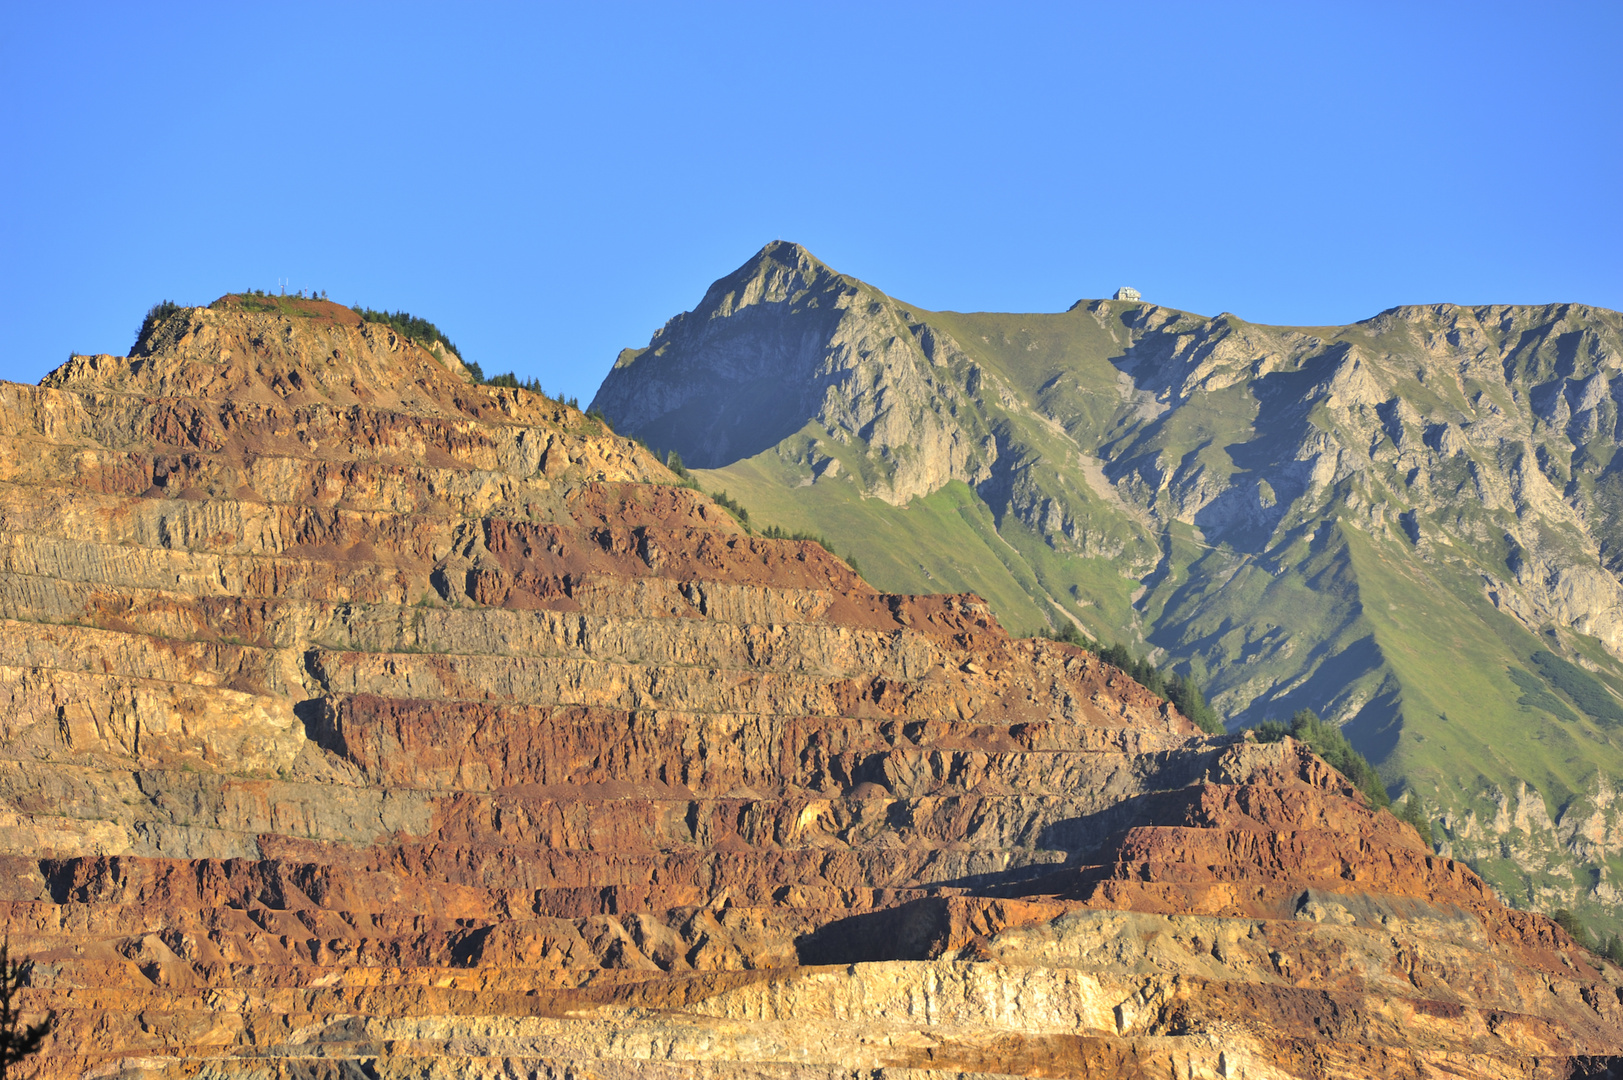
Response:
[3,297,1623,1077]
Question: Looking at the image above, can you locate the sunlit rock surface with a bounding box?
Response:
[2,297,1622,1077]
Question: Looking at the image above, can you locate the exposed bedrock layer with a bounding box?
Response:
[2,297,1622,1078]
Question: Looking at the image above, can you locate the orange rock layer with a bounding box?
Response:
[0,297,1619,1078]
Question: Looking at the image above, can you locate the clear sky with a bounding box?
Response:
[3,2,1619,402]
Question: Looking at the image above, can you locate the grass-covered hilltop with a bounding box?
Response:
[592,240,1623,936]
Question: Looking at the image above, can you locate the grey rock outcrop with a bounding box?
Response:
[593,242,996,505]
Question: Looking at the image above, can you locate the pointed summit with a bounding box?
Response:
[591,240,993,502]
[688,240,845,322]
[591,241,882,468]
[754,238,824,268]
[741,239,834,277]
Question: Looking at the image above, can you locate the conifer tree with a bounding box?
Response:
[1399,793,1435,849]
[0,937,49,1080]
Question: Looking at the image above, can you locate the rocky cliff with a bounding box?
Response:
[591,243,1623,936]
[595,243,998,504]
[3,296,1623,1077]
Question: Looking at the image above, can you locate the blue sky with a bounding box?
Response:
[3,2,1619,402]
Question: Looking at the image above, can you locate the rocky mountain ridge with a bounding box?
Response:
[598,245,1000,505]
[3,296,1621,1075]
[592,242,1623,934]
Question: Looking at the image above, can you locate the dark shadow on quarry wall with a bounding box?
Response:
[282,1054,382,1080]
[851,786,1216,907]
[794,791,1205,965]
[795,898,952,965]
[294,696,346,758]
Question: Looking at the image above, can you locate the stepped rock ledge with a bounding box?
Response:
[1,295,1622,1077]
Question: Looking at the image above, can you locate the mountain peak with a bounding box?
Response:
[45,298,464,415]
[757,237,820,265]
[690,240,846,318]
[747,239,833,275]
[592,241,896,468]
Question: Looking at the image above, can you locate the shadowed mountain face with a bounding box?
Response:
[592,243,1623,934]
[596,241,1000,499]
[595,245,859,468]
[5,297,1623,1075]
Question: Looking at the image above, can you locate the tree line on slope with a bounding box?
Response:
[1554,908,1623,965]
[647,450,867,579]
[1038,622,1225,736]
[135,300,186,345]
[353,305,463,364]
[1041,629,1444,850]
[347,305,584,409]
[1531,649,1623,726]
[464,363,583,409]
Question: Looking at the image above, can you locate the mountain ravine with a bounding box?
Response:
[592,240,1623,935]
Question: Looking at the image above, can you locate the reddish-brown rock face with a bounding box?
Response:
[2,298,1622,1078]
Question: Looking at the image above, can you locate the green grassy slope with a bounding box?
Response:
[607,244,1623,936]
[708,306,1623,930]
[695,435,1056,636]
